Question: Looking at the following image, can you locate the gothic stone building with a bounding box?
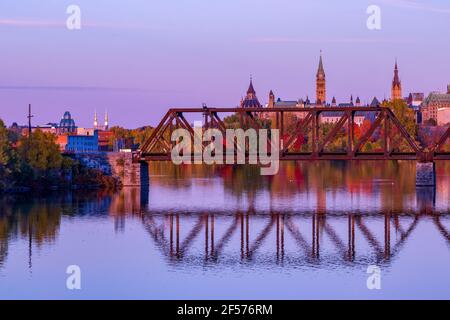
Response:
[421,85,450,125]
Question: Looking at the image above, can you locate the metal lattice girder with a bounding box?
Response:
[434,125,450,152]
[138,107,450,161]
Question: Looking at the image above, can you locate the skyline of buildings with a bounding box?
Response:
[4,54,449,156]
[8,109,116,153]
[5,54,450,131]
[239,53,450,126]
[1,1,449,128]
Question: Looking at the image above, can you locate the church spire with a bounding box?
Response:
[316,51,326,105]
[317,51,325,77]
[393,59,400,85]
[94,110,98,128]
[104,110,109,129]
[391,59,403,101]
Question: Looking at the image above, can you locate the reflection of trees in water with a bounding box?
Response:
[1,161,449,268]
[0,196,61,268]
[149,161,419,202]
[148,162,221,188]
[0,221,8,267]
[0,188,149,267]
[0,197,61,245]
[147,161,450,213]
[0,191,116,268]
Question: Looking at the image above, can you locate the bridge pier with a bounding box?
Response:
[106,152,149,187]
[416,161,436,187]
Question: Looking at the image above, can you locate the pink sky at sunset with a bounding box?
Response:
[0,0,449,128]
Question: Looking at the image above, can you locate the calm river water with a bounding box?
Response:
[1,161,450,299]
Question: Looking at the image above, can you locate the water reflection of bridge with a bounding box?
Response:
[142,211,450,267]
[1,186,449,270]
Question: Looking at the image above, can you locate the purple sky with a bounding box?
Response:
[0,0,449,128]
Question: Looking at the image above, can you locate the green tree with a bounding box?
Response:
[380,99,419,151]
[131,126,154,147]
[0,119,12,167]
[223,114,241,129]
[17,129,63,180]
[389,99,417,137]
[224,113,271,130]
[0,119,17,190]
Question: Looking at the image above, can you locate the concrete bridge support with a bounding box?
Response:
[416,162,436,187]
[107,152,149,187]
[74,152,149,187]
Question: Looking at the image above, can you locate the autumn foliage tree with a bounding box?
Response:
[17,130,65,183]
[0,119,17,190]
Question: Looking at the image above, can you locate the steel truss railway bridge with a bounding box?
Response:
[138,107,450,162]
[132,106,450,186]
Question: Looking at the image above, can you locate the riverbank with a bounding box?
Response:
[0,166,120,194]
[1,120,121,194]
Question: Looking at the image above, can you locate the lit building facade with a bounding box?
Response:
[421,86,450,125]
[66,130,99,153]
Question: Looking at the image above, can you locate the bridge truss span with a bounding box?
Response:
[138,107,450,162]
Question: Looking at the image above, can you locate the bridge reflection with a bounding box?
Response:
[1,182,449,270]
[142,210,450,267]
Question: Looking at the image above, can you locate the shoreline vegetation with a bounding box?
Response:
[0,119,118,194]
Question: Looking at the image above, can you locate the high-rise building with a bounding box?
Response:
[391,60,403,101]
[316,52,326,105]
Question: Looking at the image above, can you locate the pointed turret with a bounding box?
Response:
[104,110,109,130]
[247,77,256,95]
[240,77,261,108]
[370,97,380,107]
[94,110,98,128]
[268,90,275,108]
